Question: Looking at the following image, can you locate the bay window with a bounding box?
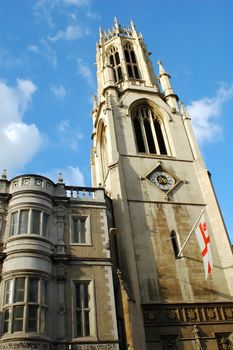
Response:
[9,209,49,237]
[2,277,49,335]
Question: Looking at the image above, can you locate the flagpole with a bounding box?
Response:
[177,209,205,257]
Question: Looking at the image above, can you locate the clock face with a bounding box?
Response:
[149,171,175,191]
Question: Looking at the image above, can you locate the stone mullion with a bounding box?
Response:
[149,108,159,154]
[140,108,149,153]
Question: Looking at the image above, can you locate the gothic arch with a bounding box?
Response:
[129,99,170,155]
[123,41,140,79]
[96,120,108,183]
[106,45,123,82]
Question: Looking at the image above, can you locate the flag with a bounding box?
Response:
[195,212,213,279]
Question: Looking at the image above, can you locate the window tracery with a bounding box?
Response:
[108,46,123,82]
[124,43,140,79]
[132,105,168,155]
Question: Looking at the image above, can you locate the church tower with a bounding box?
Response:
[91,19,233,349]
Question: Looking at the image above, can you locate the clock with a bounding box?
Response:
[149,171,175,191]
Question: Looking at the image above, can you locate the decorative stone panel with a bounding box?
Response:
[0,341,50,350]
[68,345,117,350]
[143,303,233,325]
[216,333,233,350]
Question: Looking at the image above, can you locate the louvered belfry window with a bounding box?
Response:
[108,46,123,82]
[124,43,140,79]
[132,105,168,155]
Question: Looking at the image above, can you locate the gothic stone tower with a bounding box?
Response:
[91,19,233,350]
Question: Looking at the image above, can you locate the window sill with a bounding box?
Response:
[6,234,51,244]
[71,336,98,342]
[1,332,50,339]
[123,152,174,159]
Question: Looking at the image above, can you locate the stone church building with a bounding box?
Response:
[0,19,233,350]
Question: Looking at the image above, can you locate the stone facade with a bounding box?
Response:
[0,19,233,350]
[0,175,119,349]
[91,19,233,349]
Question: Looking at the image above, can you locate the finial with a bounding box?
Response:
[157,60,166,75]
[57,172,64,184]
[130,19,136,32]
[180,102,191,120]
[1,169,7,179]
[114,16,120,32]
[99,26,103,38]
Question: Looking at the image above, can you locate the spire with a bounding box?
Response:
[99,26,103,39]
[158,60,170,78]
[180,102,191,120]
[114,16,120,32]
[157,60,179,111]
[130,19,137,32]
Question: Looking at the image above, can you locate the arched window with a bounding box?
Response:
[124,43,140,79]
[171,230,179,258]
[100,124,108,181]
[108,46,123,82]
[132,105,168,155]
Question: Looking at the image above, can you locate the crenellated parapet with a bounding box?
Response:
[99,17,135,44]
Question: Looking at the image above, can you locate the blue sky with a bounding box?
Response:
[0,0,233,239]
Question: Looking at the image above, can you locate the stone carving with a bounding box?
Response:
[69,345,116,350]
[46,182,52,190]
[105,91,112,111]
[0,341,50,349]
[161,335,178,350]
[187,308,198,322]
[143,303,233,325]
[166,308,178,321]
[35,178,42,186]
[146,310,159,321]
[193,325,205,350]
[216,333,233,350]
[206,307,216,320]
[0,182,5,192]
[225,308,233,320]
[12,180,19,188]
[229,333,233,345]
[22,177,31,186]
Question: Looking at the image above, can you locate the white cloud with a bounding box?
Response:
[58,119,70,132]
[27,40,57,69]
[44,165,85,185]
[77,58,94,87]
[27,45,39,53]
[33,0,57,27]
[57,119,83,151]
[48,25,89,42]
[0,79,43,174]
[50,85,66,98]
[187,84,233,144]
[86,10,101,20]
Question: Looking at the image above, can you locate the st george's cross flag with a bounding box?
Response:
[195,213,213,279]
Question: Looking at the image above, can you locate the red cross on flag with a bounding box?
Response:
[195,213,213,279]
